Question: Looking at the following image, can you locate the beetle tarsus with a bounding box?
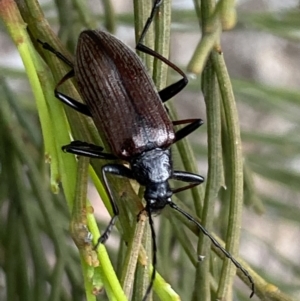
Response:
[94,215,118,249]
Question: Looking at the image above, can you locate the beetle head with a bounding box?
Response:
[130,148,173,212]
[144,181,172,213]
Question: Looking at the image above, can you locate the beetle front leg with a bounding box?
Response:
[171,170,204,194]
[94,164,135,248]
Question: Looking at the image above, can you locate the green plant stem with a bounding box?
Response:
[212,51,244,298]
[101,0,116,33]
[153,0,172,90]
[71,156,99,300]
[188,0,222,74]
[121,212,147,298]
[195,57,223,300]
[133,0,154,70]
[72,0,97,29]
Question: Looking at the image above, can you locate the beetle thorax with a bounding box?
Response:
[130,148,172,185]
[130,148,173,212]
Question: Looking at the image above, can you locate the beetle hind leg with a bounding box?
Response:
[37,39,73,67]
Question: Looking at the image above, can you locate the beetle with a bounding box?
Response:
[38,0,254,299]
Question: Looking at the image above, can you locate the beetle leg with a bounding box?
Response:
[173,118,204,142]
[94,164,135,248]
[37,40,92,116]
[135,1,189,102]
[136,42,188,102]
[55,90,92,116]
[171,170,204,194]
[62,141,117,160]
[136,0,163,46]
[37,39,74,67]
[141,208,157,301]
[54,70,92,116]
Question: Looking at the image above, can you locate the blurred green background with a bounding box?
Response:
[0,0,299,300]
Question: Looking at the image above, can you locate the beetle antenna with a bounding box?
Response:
[142,209,157,301]
[169,201,255,298]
